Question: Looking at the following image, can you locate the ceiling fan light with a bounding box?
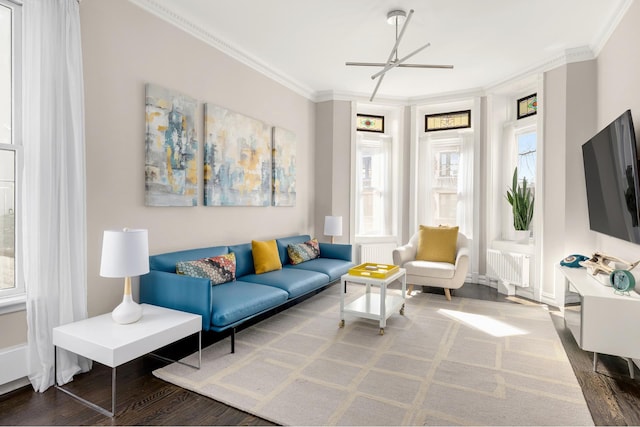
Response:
[386,9,406,26]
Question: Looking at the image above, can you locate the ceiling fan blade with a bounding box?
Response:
[371,42,431,80]
[369,72,386,102]
[346,62,454,69]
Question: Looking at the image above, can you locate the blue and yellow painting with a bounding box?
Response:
[145,83,198,206]
[272,127,296,206]
[204,104,272,206]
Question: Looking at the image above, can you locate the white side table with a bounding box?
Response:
[53,304,201,417]
[339,268,406,335]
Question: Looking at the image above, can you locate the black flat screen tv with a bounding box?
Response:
[582,110,640,243]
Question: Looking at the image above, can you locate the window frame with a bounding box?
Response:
[354,132,394,237]
[0,0,24,309]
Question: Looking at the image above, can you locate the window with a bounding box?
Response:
[0,0,23,300]
[425,110,471,132]
[356,114,384,133]
[355,133,392,236]
[517,93,537,119]
[420,140,462,226]
[516,128,536,197]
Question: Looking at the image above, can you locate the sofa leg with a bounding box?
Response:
[444,288,452,301]
[407,284,414,296]
[231,327,236,353]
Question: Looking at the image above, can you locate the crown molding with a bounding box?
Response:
[127,0,316,101]
[591,0,633,56]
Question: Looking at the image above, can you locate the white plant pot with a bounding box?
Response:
[513,229,530,244]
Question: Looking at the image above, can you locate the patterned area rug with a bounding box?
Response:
[154,284,593,426]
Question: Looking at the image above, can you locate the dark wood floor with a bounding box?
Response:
[2,284,640,426]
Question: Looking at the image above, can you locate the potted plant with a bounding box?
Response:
[506,167,534,242]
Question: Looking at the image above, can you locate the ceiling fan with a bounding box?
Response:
[346,9,454,101]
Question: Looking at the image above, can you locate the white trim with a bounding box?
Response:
[591,0,634,56]
[0,344,28,387]
[0,294,25,314]
[125,0,627,105]
[127,0,315,101]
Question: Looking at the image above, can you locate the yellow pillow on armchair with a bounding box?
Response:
[416,225,459,264]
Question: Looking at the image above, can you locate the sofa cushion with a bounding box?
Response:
[404,259,455,279]
[286,258,353,282]
[417,225,458,264]
[176,253,236,285]
[252,240,282,274]
[210,281,288,328]
[228,243,254,277]
[150,246,229,273]
[241,268,329,299]
[288,238,320,265]
[276,235,311,265]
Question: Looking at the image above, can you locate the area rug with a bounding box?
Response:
[153,284,593,426]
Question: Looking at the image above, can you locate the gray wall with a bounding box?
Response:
[81,0,317,317]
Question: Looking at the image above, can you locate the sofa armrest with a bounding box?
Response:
[319,243,353,262]
[393,243,417,267]
[140,270,212,331]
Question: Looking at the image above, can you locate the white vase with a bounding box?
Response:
[513,229,530,244]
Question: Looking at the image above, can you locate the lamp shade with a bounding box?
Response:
[324,216,343,237]
[100,228,150,278]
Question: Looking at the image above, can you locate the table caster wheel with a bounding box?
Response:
[339,320,345,328]
[379,328,384,335]
[400,304,405,316]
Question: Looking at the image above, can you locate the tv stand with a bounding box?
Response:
[559,265,640,378]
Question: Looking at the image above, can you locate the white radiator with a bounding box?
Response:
[487,249,530,287]
[359,243,397,265]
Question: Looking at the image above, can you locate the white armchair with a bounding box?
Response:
[392,231,469,300]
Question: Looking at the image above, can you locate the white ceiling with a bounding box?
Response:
[137,0,629,101]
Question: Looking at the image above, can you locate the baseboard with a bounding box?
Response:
[0,376,29,396]
[0,344,28,392]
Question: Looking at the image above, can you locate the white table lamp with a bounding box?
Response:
[324,216,343,244]
[100,228,149,324]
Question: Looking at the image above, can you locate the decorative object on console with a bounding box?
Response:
[610,269,636,295]
[144,83,198,207]
[100,228,150,324]
[324,215,342,243]
[272,127,296,207]
[560,254,589,268]
[345,9,453,102]
[203,103,272,206]
[580,252,640,276]
[506,166,534,240]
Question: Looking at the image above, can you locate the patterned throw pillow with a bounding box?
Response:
[176,253,236,285]
[287,239,320,265]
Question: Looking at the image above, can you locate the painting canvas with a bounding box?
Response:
[272,127,296,206]
[145,83,198,206]
[204,104,272,206]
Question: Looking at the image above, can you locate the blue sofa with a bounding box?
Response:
[140,235,353,352]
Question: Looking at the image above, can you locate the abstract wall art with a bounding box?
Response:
[204,104,272,206]
[145,83,198,206]
[272,127,296,206]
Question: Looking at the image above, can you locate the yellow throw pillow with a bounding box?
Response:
[416,225,459,264]
[252,240,282,274]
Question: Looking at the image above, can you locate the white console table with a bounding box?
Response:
[559,265,640,378]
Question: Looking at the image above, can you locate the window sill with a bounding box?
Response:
[0,295,26,315]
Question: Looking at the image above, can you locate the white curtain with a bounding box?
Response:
[23,0,91,392]
[456,133,474,238]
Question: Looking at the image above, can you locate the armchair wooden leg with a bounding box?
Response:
[407,284,414,295]
[444,288,452,301]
